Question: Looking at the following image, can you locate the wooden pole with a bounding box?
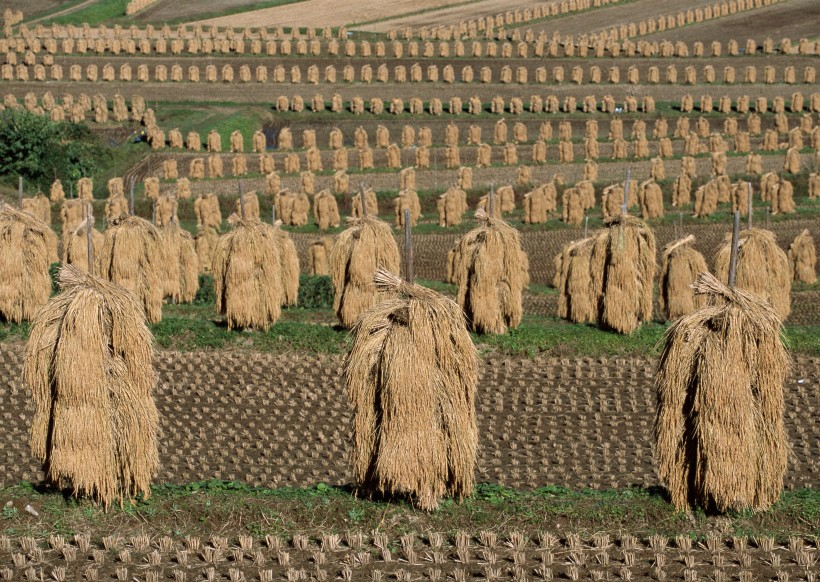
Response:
[622,169,631,216]
[18,176,23,209]
[747,182,753,230]
[272,203,276,224]
[583,216,588,238]
[86,203,94,274]
[238,180,245,220]
[489,182,495,217]
[129,177,135,216]
[360,183,367,218]
[404,209,414,283]
[728,210,741,288]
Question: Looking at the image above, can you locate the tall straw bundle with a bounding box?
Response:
[787,229,816,284]
[562,187,585,226]
[272,223,300,307]
[601,184,625,220]
[235,191,260,222]
[498,185,516,213]
[61,199,86,233]
[154,194,178,227]
[393,189,421,228]
[105,193,129,222]
[96,216,164,324]
[638,179,664,219]
[345,269,477,511]
[437,186,468,227]
[161,224,199,303]
[0,205,58,322]
[350,188,379,218]
[194,193,222,230]
[50,179,65,203]
[307,238,334,275]
[654,272,788,512]
[556,236,597,324]
[330,216,400,327]
[590,215,656,334]
[453,209,529,334]
[63,217,103,274]
[26,265,158,508]
[523,185,548,224]
[212,220,283,330]
[194,227,219,274]
[714,228,791,320]
[22,193,51,224]
[658,235,709,320]
[314,190,341,230]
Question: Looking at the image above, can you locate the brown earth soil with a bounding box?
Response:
[186,0,492,30]
[1,347,818,493]
[641,0,820,45]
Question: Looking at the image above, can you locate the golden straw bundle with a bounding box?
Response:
[345,269,477,511]
[452,209,529,334]
[590,215,656,334]
[0,205,59,323]
[26,265,158,508]
[655,272,788,512]
[714,228,791,320]
[212,220,283,330]
[96,216,164,324]
[330,216,400,327]
[659,235,709,320]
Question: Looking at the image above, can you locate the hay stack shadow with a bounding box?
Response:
[345,269,478,511]
[25,265,159,508]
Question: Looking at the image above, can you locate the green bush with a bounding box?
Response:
[193,274,333,308]
[297,275,334,309]
[195,274,216,304]
[49,262,61,295]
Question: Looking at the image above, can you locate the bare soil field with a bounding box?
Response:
[131,0,305,25]
[641,0,820,45]
[3,0,69,21]
[517,0,720,38]
[0,346,818,493]
[355,0,557,34]
[186,0,528,31]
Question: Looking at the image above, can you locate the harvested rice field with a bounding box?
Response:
[0,0,819,575]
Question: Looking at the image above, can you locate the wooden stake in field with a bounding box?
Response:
[129,177,135,216]
[86,203,94,274]
[345,269,478,511]
[26,265,159,509]
[403,209,414,283]
[654,212,789,513]
[18,176,23,210]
